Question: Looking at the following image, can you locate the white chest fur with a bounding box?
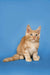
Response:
[29,45,37,55]
[26,41,39,55]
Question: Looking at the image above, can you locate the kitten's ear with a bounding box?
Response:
[36,26,41,34]
[26,25,31,35]
[26,25,31,33]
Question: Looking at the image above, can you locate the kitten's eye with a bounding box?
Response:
[35,34,38,36]
[30,34,33,36]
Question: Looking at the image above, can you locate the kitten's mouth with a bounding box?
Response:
[31,39,35,42]
[32,39,35,41]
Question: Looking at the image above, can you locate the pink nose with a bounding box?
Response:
[33,36,35,40]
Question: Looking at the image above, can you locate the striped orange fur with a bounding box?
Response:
[3,25,41,62]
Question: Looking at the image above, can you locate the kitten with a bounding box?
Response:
[3,25,41,62]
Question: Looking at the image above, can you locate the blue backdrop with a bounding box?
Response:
[0,0,50,75]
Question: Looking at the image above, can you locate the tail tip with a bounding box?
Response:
[3,59,6,62]
[3,59,9,62]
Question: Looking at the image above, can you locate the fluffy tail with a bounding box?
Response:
[3,54,20,62]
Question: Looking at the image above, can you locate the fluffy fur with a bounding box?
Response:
[3,25,41,62]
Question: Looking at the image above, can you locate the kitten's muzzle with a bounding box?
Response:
[33,36,36,40]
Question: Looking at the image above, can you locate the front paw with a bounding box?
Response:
[26,58,32,62]
[33,56,40,61]
[37,56,40,60]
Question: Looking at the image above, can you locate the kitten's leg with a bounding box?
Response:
[33,51,40,61]
[24,50,32,62]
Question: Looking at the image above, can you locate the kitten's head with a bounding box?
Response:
[26,25,41,42]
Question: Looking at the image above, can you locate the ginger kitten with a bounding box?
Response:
[3,25,41,62]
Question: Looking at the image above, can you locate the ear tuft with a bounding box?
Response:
[27,24,30,27]
[39,26,41,30]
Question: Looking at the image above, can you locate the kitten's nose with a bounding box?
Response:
[33,36,35,40]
